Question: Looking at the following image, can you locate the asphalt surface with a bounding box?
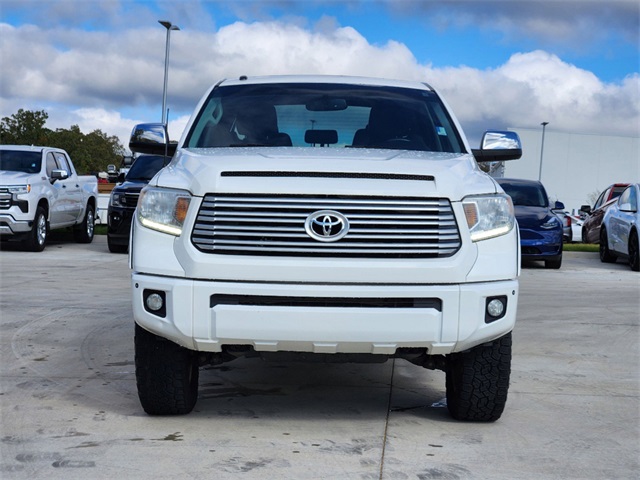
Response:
[1,234,638,479]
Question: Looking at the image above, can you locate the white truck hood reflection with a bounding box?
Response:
[151,147,498,200]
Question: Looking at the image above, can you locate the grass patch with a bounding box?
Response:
[564,243,598,252]
[95,224,108,235]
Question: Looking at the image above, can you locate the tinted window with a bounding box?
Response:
[126,155,166,181]
[500,182,549,208]
[184,82,465,153]
[611,185,627,200]
[593,190,607,209]
[0,150,42,173]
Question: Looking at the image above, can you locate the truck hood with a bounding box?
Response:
[0,171,41,185]
[151,147,498,201]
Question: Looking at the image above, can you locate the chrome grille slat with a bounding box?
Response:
[191,194,462,258]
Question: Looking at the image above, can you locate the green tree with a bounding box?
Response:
[50,126,125,174]
[0,109,51,145]
[0,109,126,174]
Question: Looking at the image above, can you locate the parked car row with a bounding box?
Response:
[599,183,639,271]
[580,183,630,244]
[3,145,635,274]
[494,178,638,272]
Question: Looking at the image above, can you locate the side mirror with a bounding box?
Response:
[553,201,565,211]
[50,169,68,183]
[579,204,591,215]
[117,172,126,183]
[472,131,522,162]
[129,123,177,156]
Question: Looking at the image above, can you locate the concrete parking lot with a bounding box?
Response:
[1,235,638,479]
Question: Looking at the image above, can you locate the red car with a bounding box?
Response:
[581,183,630,244]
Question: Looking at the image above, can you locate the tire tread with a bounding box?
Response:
[446,332,512,422]
[134,324,199,415]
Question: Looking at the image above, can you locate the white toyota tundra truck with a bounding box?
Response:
[128,75,522,421]
[0,145,97,251]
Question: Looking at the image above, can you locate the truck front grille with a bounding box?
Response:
[122,192,140,208]
[0,191,10,209]
[191,194,461,258]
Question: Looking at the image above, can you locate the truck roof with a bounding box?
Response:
[218,74,434,91]
[0,145,64,153]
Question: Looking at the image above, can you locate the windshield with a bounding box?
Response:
[184,82,465,153]
[0,150,41,174]
[500,182,549,208]
[125,155,166,181]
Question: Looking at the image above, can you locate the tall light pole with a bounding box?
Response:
[159,20,180,125]
[538,121,549,181]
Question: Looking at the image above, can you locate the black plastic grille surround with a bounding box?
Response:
[191,193,461,258]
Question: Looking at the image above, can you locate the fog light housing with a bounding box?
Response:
[485,296,507,323]
[143,290,166,318]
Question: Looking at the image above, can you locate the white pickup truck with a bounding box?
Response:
[0,145,97,251]
[128,75,522,421]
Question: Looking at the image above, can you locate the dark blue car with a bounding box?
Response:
[497,178,564,269]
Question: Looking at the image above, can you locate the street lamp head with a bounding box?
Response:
[159,20,180,31]
[541,121,549,127]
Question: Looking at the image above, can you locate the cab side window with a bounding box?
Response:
[46,153,58,177]
[54,153,70,175]
[618,186,637,211]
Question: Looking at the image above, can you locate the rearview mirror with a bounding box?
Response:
[306,97,348,111]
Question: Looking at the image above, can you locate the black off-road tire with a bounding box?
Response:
[134,324,199,415]
[599,227,617,263]
[73,205,95,243]
[107,235,128,254]
[445,332,512,422]
[24,206,47,252]
[629,230,639,272]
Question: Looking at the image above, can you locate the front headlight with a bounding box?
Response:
[137,187,192,236]
[462,194,515,242]
[541,217,560,229]
[8,184,30,195]
[110,191,125,207]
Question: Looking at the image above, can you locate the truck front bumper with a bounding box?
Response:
[0,213,32,235]
[132,274,518,356]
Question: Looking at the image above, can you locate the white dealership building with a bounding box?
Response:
[502,127,639,212]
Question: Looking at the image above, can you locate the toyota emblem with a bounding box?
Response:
[304,210,349,242]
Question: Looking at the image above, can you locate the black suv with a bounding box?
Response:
[107,154,167,253]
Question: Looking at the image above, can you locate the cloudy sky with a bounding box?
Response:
[1,0,638,149]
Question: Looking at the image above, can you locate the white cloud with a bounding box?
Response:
[1,19,638,151]
[386,0,640,48]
